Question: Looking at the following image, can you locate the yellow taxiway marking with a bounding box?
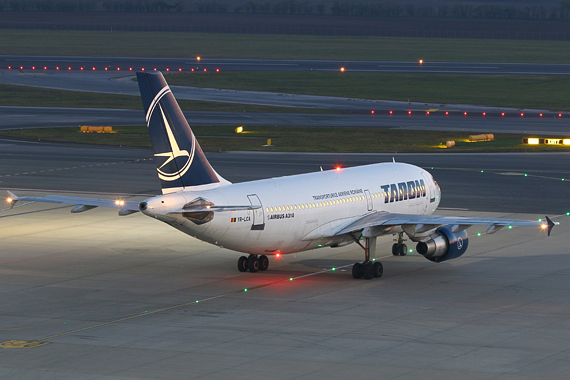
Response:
[0,340,49,349]
[0,159,150,178]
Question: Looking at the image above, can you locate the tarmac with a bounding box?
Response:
[0,140,569,379]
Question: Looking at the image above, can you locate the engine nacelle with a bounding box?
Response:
[415,226,468,263]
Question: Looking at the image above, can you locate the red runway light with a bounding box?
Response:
[203,68,207,72]
[539,113,543,117]
[520,113,524,117]
[129,67,133,71]
[408,111,412,115]
[559,113,562,117]
[216,68,220,72]
[93,67,96,70]
[426,111,430,115]
[501,112,505,116]
[80,67,84,70]
[153,68,157,71]
[166,68,169,72]
[371,110,374,114]
[483,112,486,116]
[7,66,11,69]
[43,66,47,70]
[389,110,393,115]
[191,68,194,72]
[141,68,145,71]
[445,111,449,115]
[20,66,23,70]
[179,68,182,72]
[68,66,72,70]
[105,67,108,71]
[117,67,120,71]
[32,66,35,70]
[56,66,59,70]
[464,112,468,116]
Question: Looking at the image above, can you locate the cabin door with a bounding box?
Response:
[247,194,265,230]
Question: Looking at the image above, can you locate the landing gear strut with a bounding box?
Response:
[392,232,408,256]
[351,236,382,280]
[237,254,269,273]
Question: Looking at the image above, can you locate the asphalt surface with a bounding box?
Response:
[3,56,570,75]
[0,140,569,379]
[2,139,569,215]
[1,106,568,135]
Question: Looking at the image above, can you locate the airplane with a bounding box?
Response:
[6,72,557,280]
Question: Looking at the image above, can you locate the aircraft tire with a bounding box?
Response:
[392,243,399,256]
[398,244,408,256]
[352,263,363,279]
[248,255,259,273]
[238,256,248,272]
[362,262,374,280]
[373,262,383,278]
[258,255,269,271]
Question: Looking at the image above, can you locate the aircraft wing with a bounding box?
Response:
[6,191,140,216]
[335,212,556,237]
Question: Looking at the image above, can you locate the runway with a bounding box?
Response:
[1,106,568,135]
[3,56,570,75]
[0,140,569,379]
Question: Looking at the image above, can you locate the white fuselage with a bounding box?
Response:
[141,162,441,255]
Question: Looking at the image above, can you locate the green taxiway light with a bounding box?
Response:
[538,218,542,222]
[567,212,570,216]
[524,174,528,177]
[318,244,323,247]
[562,179,565,181]
[477,233,482,236]
[332,268,336,271]
[196,300,199,303]
[480,170,484,173]
[290,278,293,281]
[508,225,512,229]
[244,289,248,292]
[409,249,413,253]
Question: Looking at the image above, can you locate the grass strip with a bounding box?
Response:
[0,83,330,113]
[166,72,570,111]
[2,125,569,153]
[2,30,570,63]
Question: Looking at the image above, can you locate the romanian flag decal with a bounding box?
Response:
[231,218,236,223]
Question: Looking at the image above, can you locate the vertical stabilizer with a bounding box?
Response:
[137,72,224,193]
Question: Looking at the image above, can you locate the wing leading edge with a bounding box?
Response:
[334,212,557,237]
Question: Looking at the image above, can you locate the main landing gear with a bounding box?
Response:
[351,236,383,280]
[392,232,408,256]
[238,254,269,273]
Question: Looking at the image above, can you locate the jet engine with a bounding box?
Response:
[415,226,468,263]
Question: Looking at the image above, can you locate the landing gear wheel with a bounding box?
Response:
[398,244,408,256]
[248,255,259,273]
[373,262,383,278]
[258,255,269,271]
[392,243,399,256]
[237,256,248,272]
[352,262,363,279]
[362,261,374,280]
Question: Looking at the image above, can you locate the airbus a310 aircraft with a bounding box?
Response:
[7,72,556,280]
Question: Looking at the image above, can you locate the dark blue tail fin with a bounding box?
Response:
[137,72,223,193]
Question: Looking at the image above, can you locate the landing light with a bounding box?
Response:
[7,197,12,203]
[235,126,244,133]
[419,59,423,64]
[340,67,345,72]
[197,56,201,61]
[115,200,125,206]
[541,224,548,230]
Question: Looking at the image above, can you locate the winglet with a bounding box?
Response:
[6,191,18,209]
[545,216,556,236]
